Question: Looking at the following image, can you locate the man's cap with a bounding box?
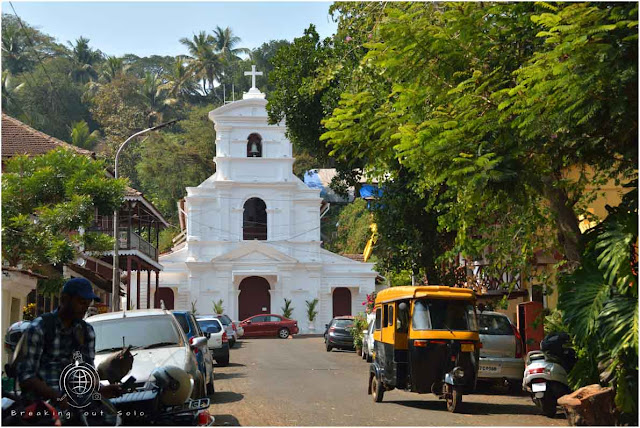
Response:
[62,278,101,302]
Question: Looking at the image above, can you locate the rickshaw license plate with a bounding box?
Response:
[461,343,474,352]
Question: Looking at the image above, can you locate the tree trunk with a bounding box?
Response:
[541,175,584,268]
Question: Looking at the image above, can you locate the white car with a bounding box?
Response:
[88,309,211,398]
[214,314,240,346]
[361,320,374,363]
[196,317,230,367]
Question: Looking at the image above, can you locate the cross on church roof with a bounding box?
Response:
[244,65,263,90]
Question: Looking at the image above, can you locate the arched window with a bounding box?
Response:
[243,198,267,240]
[247,133,262,157]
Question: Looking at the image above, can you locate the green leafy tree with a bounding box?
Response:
[136,105,216,223]
[320,2,636,279]
[1,14,59,75]
[15,56,92,140]
[2,148,127,268]
[327,199,372,254]
[558,182,638,423]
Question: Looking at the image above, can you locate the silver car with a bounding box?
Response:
[88,309,210,398]
[477,311,525,393]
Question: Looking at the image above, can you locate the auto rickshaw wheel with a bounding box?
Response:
[371,373,384,403]
[445,386,462,413]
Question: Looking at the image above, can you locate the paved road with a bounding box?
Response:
[207,337,566,426]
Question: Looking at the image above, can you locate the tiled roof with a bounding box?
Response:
[1,114,95,158]
[340,254,365,262]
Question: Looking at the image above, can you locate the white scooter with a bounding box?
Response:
[522,333,575,418]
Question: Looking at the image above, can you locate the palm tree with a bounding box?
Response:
[70,120,100,149]
[1,70,25,114]
[67,36,102,84]
[179,31,220,97]
[140,71,176,127]
[211,26,250,63]
[101,55,126,83]
[161,56,199,100]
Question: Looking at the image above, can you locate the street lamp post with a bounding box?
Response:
[111,120,177,312]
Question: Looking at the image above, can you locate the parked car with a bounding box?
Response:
[477,311,525,393]
[196,317,230,366]
[173,311,215,393]
[87,309,210,398]
[362,320,374,362]
[241,314,299,338]
[324,316,355,352]
[215,314,239,347]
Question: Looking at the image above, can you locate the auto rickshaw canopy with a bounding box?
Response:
[374,286,476,305]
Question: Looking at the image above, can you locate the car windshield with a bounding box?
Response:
[478,314,513,335]
[412,299,478,331]
[90,315,183,352]
[198,319,222,333]
[174,313,190,334]
[333,319,354,328]
[216,316,230,325]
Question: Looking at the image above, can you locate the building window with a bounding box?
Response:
[247,133,262,157]
[243,198,267,240]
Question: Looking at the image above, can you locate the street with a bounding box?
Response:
[207,337,566,426]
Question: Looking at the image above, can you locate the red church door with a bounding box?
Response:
[332,287,352,317]
[155,287,174,310]
[238,276,271,321]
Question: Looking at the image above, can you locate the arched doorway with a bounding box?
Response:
[243,198,267,240]
[332,287,352,317]
[154,287,174,310]
[238,276,271,320]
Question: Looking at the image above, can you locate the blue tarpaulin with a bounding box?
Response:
[359,184,383,199]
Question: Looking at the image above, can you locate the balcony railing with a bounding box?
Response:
[110,227,157,260]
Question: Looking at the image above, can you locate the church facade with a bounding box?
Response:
[157,76,377,332]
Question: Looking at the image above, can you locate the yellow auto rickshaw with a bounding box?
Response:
[368,286,480,412]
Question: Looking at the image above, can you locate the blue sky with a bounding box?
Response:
[4,2,338,57]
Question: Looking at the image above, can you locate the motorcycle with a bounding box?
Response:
[108,369,214,426]
[522,332,576,418]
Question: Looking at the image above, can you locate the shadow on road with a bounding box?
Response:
[214,371,247,380]
[213,414,241,426]
[212,391,244,404]
[221,362,246,368]
[388,398,566,418]
[230,342,245,349]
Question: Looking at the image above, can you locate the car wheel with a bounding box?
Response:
[371,373,384,402]
[326,343,332,352]
[278,328,290,339]
[366,352,372,363]
[229,338,236,348]
[362,349,367,360]
[217,356,229,367]
[193,374,206,399]
[208,375,215,397]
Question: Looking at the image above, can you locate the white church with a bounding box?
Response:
[157,67,377,332]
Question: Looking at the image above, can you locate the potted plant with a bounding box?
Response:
[305,298,318,332]
[213,299,224,315]
[349,313,368,356]
[282,298,294,319]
